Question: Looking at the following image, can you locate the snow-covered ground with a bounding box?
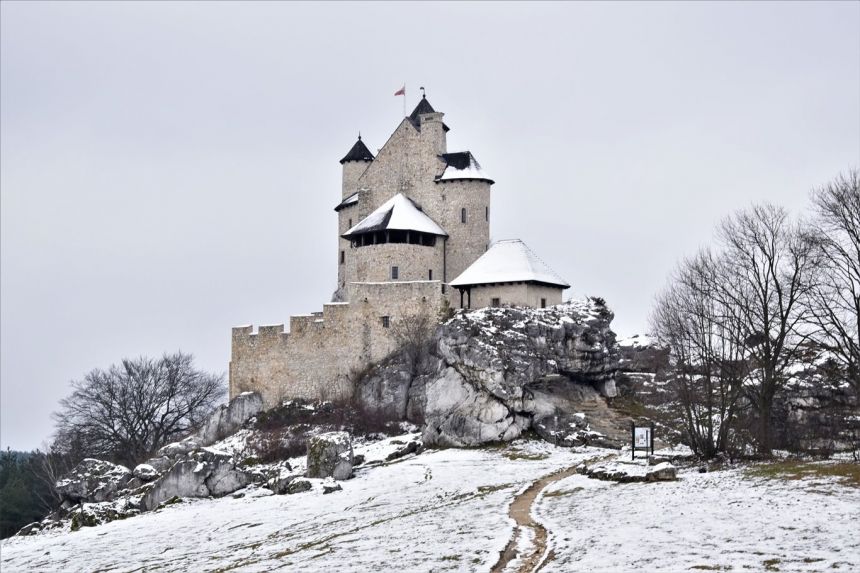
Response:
[0,441,599,572]
[3,441,858,572]
[537,463,860,572]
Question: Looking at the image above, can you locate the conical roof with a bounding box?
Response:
[450,239,570,288]
[407,96,449,132]
[339,136,375,164]
[342,193,447,238]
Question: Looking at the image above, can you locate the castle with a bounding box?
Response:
[229,95,570,407]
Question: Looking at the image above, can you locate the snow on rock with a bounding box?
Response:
[2,443,603,572]
[140,455,256,511]
[132,464,159,483]
[55,459,133,504]
[360,299,627,448]
[195,391,264,446]
[306,431,353,480]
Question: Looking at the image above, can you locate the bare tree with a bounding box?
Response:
[806,170,860,395]
[52,353,225,468]
[717,204,818,453]
[652,250,747,458]
[390,313,435,376]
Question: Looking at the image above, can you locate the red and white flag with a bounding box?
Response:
[394,85,406,96]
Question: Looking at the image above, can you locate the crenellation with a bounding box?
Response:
[230,94,569,406]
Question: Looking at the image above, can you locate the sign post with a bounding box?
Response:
[631,422,654,460]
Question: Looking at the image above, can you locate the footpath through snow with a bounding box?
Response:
[3,441,858,573]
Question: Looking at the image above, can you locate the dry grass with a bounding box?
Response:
[745,460,860,488]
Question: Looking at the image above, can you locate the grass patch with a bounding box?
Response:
[502,451,550,461]
[543,487,583,498]
[763,558,781,571]
[690,566,731,571]
[477,483,513,495]
[746,461,860,488]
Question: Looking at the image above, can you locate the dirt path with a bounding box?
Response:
[490,465,582,573]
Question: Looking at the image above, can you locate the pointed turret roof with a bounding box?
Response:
[339,135,375,164]
[450,239,570,289]
[342,193,447,238]
[407,96,450,132]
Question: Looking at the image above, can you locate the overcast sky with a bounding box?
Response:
[2,1,858,451]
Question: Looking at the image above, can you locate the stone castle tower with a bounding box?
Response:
[229,95,569,407]
[333,95,493,303]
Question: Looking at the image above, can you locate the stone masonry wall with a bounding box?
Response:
[457,282,564,310]
[348,242,443,283]
[230,281,443,407]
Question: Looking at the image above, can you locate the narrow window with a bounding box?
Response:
[461,208,467,223]
[381,316,390,328]
[340,250,345,265]
[428,269,433,280]
[485,206,489,221]
[348,218,352,227]
[391,266,399,280]
[491,297,501,308]
[541,298,547,309]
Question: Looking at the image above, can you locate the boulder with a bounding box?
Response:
[140,458,255,511]
[306,432,353,480]
[56,459,133,504]
[196,392,264,446]
[645,462,677,482]
[133,464,159,482]
[143,456,174,474]
[285,479,312,494]
[157,437,202,459]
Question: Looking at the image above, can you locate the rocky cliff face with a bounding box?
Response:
[358,299,630,448]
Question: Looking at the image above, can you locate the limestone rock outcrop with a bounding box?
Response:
[306,432,353,480]
[141,449,256,511]
[358,299,627,448]
[196,391,264,446]
[55,459,133,504]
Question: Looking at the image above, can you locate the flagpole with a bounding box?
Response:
[403,83,406,117]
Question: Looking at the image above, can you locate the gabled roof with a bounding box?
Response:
[437,151,494,184]
[407,96,450,132]
[450,239,570,289]
[342,193,448,238]
[334,191,359,212]
[339,136,375,164]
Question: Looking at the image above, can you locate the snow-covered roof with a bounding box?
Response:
[450,239,570,288]
[334,191,359,212]
[437,151,494,184]
[343,193,448,238]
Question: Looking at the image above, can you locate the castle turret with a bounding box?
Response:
[408,96,447,155]
[339,135,374,198]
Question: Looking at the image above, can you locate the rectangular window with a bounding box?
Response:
[340,251,345,264]
[491,297,501,308]
[461,208,467,223]
[541,298,547,308]
[381,316,390,328]
[391,266,399,280]
[348,218,352,227]
[428,269,433,280]
[485,206,489,221]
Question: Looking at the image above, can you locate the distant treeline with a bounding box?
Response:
[0,450,58,538]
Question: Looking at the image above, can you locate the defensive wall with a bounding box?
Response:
[229,280,443,407]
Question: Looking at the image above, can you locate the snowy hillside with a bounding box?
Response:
[3,439,858,572]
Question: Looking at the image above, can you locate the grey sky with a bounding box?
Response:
[2,1,858,451]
